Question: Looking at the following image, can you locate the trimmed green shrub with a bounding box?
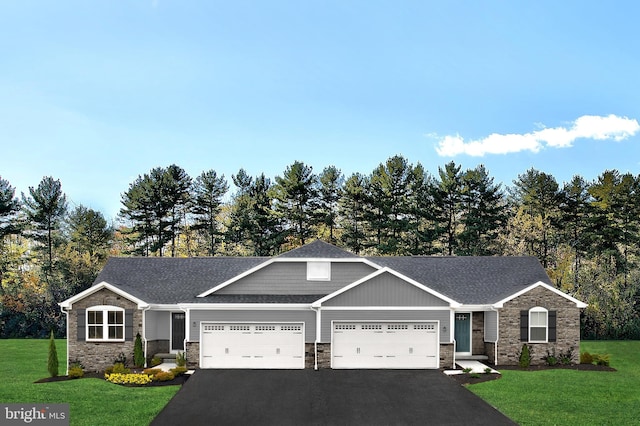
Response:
[68,364,84,379]
[143,368,162,376]
[542,348,558,366]
[150,357,162,367]
[580,351,594,364]
[133,333,145,368]
[462,367,472,373]
[48,330,59,377]
[518,344,532,368]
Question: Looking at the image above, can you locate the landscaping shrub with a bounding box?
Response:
[154,371,175,382]
[558,347,575,365]
[541,348,558,366]
[175,351,186,367]
[580,351,594,364]
[68,364,84,379]
[518,344,532,368]
[133,333,145,368]
[150,357,162,367]
[105,363,131,375]
[170,366,188,376]
[592,353,611,366]
[47,330,59,377]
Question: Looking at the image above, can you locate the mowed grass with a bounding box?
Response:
[0,339,179,426]
[469,341,640,425]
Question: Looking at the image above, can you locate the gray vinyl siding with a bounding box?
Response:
[215,261,377,295]
[145,310,170,340]
[188,309,316,342]
[484,310,498,342]
[320,310,451,343]
[323,272,450,307]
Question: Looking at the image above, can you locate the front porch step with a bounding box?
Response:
[456,355,489,361]
[154,353,177,363]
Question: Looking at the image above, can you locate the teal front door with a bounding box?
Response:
[455,313,471,354]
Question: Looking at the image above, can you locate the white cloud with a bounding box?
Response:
[435,114,640,157]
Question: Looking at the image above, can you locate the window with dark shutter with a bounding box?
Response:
[77,310,86,341]
[548,311,557,342]
[520,311,528,341]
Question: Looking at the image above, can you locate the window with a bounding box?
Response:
[529,307,548,343]
[307,261,331,281]
[86,306,124,341]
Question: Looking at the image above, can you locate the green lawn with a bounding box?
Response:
[469,341,640,425]
[0,339,179,426]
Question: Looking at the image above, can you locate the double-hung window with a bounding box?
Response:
[87,306,124,341]
[529,307,548,343]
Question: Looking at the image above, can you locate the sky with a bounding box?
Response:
[1,1,640,222]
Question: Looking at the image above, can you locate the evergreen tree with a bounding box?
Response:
[22,177,68,272]
[272,161,318,246]
[339,173,369,254]
[558,175,592,286]
[0,176,20,239]
[317,166,343,243]
[192,170,228,255]
[432,161,463,255]
[510,168,561,268]
[457,165,505,255]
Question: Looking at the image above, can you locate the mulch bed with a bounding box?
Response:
[447,363,616,386]
[35,371,190,387]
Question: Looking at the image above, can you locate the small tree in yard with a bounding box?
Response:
[519,344,532,368]
[48,330,59,377]
[134,333,145,368]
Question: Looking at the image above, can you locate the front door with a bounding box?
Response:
[454,313,471,354]
[171,313,186,351]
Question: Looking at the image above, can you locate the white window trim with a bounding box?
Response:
[307,261,331,281]
[86,305,125,342]
[528,306,548,343]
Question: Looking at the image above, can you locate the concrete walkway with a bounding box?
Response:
[445,360,499,375]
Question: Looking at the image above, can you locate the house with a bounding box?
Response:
[59,241,587,372]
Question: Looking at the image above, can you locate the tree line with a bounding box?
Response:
[1,154,640,339]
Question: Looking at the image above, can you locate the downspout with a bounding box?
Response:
[491,306,499,366]
[141,305,151,367]
[181,306,189,354]
[311,305,321,370]
[59,305,69,375]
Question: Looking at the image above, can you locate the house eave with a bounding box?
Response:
[58,281,149,309]
[492,281,588,309]
[178,303,313,310]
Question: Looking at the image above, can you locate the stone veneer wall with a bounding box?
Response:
[67,288,142,372]
[497,286,581,365]
[186,342,200,369]
[439,343,454,369]
[472,312,485,355]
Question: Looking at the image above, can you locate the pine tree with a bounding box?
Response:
[192,170,228,255]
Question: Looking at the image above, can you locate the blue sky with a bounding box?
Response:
[1,1,639,221]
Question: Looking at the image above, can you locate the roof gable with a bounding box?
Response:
[59,281,149,309]
[312,268,460,307]
[493,281,588,308]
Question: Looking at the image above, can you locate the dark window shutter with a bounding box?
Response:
[77,309,86,341]
[520,310,528,341]
[125,310,134,341]
[548,311,557,342]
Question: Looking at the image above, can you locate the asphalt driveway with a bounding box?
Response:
[151,370,515,426]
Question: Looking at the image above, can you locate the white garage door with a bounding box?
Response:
[201,323,305,369]
[332,322,439,369]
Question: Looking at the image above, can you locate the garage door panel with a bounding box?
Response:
[201,323,304,369]
[332,322,439,369]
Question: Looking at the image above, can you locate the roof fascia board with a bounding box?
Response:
[319,306,452,311]
[311,267,461,308]
[493,281,588,308]
[197,257,383,298]
[59,281,149,309]
[178,303,312,310]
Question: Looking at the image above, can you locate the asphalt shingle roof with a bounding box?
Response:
[92,241,552,306]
